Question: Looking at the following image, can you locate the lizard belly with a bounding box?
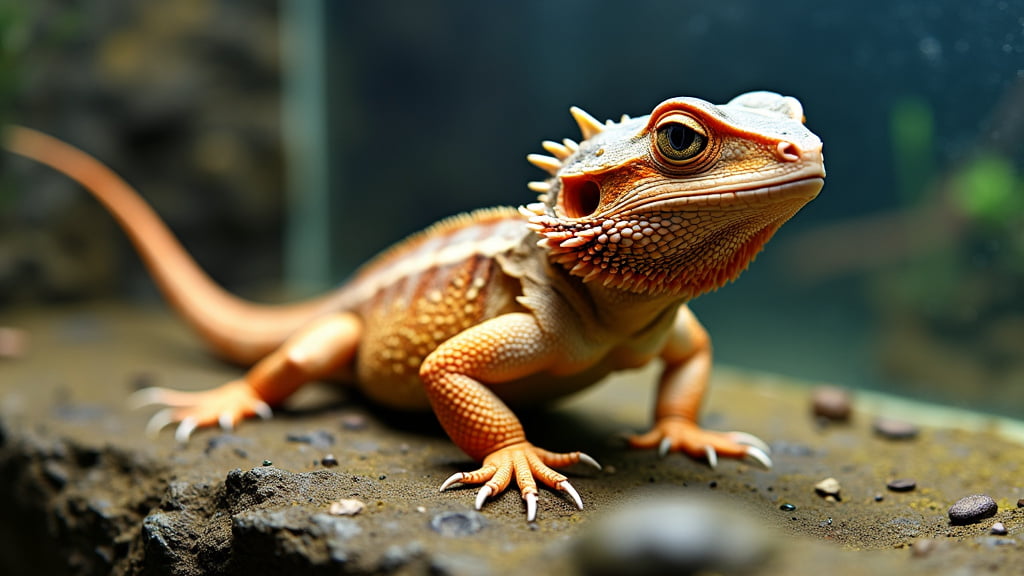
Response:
[356,349,623,411]
[488,361,616,407]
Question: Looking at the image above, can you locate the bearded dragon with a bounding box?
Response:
[3,91,824,521]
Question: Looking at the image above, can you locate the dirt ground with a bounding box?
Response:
[1,304,1022,575]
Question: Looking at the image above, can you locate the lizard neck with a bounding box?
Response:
[581,280,685,334]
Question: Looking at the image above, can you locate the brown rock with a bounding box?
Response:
[811,386,852,421]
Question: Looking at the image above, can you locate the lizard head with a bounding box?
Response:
[521,91,825,300]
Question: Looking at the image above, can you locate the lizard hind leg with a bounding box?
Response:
[130,312,362,442]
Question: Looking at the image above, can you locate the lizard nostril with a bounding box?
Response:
[776,141,801,162]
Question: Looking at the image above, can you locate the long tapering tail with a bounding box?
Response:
[3,126,341,365]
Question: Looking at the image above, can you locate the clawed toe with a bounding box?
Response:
[439,472,465,492]
[578,452,602,471]
[129,387,174,410]
[525,492,538,521]
[436,442,590,521]
[130,381,274,442]
[175,417,198,444]
[475,485,493,510]
[253,400,273,420]
[145,408,177,438]
[704,445,718,470]
[632,419,773,470]
[558,480,583,510]
[743,445,773,470]
[729,431,771,454]
[658,437,672,458]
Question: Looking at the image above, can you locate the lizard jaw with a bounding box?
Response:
[524,177,822,299]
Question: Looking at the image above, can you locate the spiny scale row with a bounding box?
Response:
[526,106,632,176]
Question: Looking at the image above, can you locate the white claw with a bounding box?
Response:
[128,387,169,409]
[145,408,176,438]
[558,480,584,510]
[438,472,465,492]
[658,437,673,458]
[729,431,771,454]
[174,417,198,444]
[218,412,234,431]
[744,446,773,470]
[475,485,493,510]
[578,452,602,471]
[704,445,719,470]
[254,400,273,420]
[525,492,538,522]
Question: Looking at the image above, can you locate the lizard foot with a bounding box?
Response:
[129,380,272,443]
[438,442,601,522]
[628,417,772,470]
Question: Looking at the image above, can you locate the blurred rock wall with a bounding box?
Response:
[0,0,283,303]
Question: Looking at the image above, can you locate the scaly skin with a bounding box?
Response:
[2,91,824,521]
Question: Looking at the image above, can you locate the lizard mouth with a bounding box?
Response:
[633,175,825,216]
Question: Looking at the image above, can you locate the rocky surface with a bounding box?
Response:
[2,304,1024,575]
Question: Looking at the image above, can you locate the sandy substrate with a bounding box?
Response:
[1,304,1022,575]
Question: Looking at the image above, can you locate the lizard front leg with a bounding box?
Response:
[132,312,361,442]
[628,306,773,469]
[420,312,600,521]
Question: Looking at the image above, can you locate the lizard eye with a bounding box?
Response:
[653,114,709,166]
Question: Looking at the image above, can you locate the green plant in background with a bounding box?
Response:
[884,96,956,315]
[951,154,1022,228]
[890,96,936,205]
[885,94,1024,319]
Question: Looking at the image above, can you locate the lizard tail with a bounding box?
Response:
[2,125,342,365]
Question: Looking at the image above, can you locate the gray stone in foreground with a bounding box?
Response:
[574,492,775,576]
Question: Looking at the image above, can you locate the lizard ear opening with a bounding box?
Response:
[559,177,601,219]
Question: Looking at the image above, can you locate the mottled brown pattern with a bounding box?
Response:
[351,215,526,409]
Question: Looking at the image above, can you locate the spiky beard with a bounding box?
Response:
[522,201,799,300]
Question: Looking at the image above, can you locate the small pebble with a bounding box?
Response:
[329,499,365,516]
[321,454,338,467]
[285,429,336,449]
[872,418,920,440]
[874,493,885,502]
[811,386,852,421]
[262,460,272,466]
[814,477,841,501]
[948,494,998,525]
[990,522,1007,535]
[779,503,797,512]
[430,511,485,537]
[886,479,917,492]
[1017,498,1024,508]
